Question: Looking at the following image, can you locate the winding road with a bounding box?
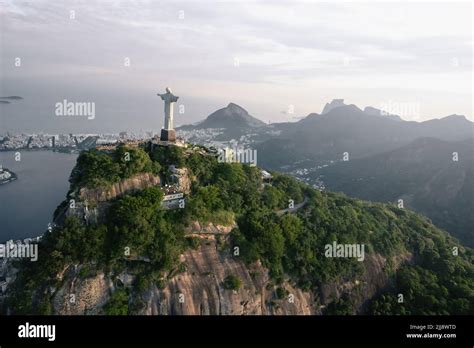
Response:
[276,196,309,216]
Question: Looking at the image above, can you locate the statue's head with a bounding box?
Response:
[166,87,172,93]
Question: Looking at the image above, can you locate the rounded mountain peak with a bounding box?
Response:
[226,103,248,114]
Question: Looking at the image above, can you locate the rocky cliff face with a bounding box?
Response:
[79,173,161,203]
[50,237,316,315]
[170,167,191,194]
[52,266,113,315]
[184,220,237,235]
[319,252,413,314]
[138,240,316,315]
[58,173,161,225]
[48,224,409,315]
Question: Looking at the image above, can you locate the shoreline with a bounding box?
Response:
[0,147,80,154]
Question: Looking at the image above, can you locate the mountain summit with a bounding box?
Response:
[321,99,346,114]
[191,102,266,129]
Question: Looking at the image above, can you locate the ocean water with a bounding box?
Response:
[0,150,77,241]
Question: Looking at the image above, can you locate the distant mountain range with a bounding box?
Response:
[179,100,472,168]
[177,99,474,248]
[322,99,402,121]
[316,137,474,247]
[256,104,472,169]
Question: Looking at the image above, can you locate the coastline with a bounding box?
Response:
[0,147,80,154]
[0,150,78,242]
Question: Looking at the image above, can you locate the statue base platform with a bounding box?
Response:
[160,129,176,142]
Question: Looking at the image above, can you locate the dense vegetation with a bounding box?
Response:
[70,145,161,189]
[370,234,474,314]
[5,142,473,315]
[316,138,474,248]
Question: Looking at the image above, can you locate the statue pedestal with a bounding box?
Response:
[161,129,176,142]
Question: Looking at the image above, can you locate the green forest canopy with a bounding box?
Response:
[7,143,473,315]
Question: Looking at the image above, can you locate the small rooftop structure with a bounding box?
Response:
[161,192,184,209]
[261,169,273,186]
[261,170,273,180]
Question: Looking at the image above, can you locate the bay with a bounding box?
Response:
[0,150,77,241]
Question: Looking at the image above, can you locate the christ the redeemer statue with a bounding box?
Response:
[157,87,179,142]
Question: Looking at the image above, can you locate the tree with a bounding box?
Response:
[73,150,121,188]
[223,275,242,290]
[262,186,285,209]
[279,214,302,245]
[114,145,160,178]
[103,289,129,315]
[152,145,185,167]
[108,187,164,257]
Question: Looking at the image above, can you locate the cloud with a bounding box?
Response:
[1,0,471,132]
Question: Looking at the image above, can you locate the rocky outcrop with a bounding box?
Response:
[48,236,316,315]
[79,173,161,204]
[6,212,411,316]
[170,166,191,194]
[139,240,315,315]
[185,220,237,235]
[53,265,113,315]
[48,236,410,315]
[64,201,110,225]
[322,99,346,114]
[60,173,161,225]
[318,252,413,313]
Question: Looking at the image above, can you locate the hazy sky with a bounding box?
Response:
[0,0,472,133]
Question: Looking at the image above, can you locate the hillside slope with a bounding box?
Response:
[316,137,474,247]
[3,143,473,315]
